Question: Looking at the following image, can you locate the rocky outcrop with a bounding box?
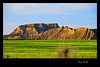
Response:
[3,23,97,40]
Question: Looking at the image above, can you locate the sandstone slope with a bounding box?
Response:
[3,23,97,40]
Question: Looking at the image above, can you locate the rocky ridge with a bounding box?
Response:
[3,23,97,40]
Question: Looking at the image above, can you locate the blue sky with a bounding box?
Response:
[3,3,97,35]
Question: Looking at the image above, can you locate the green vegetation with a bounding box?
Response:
[3,40,97,58]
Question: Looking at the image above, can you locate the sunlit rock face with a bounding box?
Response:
[3,23,97,40]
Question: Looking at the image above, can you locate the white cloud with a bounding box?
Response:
[3,23,19,26]
[3,3,66,15]
[66,25,79,28]
[60,25,97,29]
[3,3,97,15]
[61,16,65,18]
[58,3,97,10]
[81,25,97,28]
[81,15,97,18]
[90,16,97,18]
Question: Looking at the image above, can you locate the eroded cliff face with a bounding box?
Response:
[3,23,97,40]
[39,26,97,40]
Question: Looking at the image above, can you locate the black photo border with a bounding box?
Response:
[0,0,99,64]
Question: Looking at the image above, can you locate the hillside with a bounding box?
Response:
[3,23,97,40]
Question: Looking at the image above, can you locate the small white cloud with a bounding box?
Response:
[91,16,97,18]
[81,15,97,18]
[61,16,65,18]
[61,25,97,29]
[66,25,79,28]
[81,25,97,28]
[3,23,19,26]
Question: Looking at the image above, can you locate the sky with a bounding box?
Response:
[3,3,97,35]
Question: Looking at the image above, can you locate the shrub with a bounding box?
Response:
[56,44,71,58]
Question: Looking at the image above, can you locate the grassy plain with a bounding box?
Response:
[3,39,97,58]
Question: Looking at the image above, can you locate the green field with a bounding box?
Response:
[3,40,97,59]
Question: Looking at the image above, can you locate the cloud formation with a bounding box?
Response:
[61,16,65,18]
[60,25,97,29]
[3,3,97,15]
[3,23,19,26]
